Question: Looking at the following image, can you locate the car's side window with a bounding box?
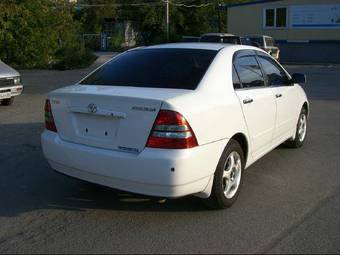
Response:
[234,52,265,88]
[232,65,242,89]
[256,53,289,86]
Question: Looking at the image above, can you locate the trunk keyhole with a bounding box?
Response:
[105,131,108,136]
[85,128,88,133]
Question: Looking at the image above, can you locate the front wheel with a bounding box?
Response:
[286,107,307,148]
[1,97,14,106]
[205,139,244,209]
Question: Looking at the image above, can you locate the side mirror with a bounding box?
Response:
[291,73,306,84]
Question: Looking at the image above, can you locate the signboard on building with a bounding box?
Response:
[290,4,340,29]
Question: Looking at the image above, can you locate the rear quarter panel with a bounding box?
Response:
[162,47,250,149]
[294,84,309,118]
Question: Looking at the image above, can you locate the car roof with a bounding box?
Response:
[144,43,243,51]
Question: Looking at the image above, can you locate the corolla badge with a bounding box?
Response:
[87,103,98,114]
[131,106,156,112]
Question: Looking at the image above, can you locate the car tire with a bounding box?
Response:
[286,107,308,148]
[205,139,245,209]
[1,97,14,106]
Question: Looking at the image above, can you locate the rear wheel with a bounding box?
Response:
[1,97,14,106]
[286,107,307,148]
[205,139,244,209]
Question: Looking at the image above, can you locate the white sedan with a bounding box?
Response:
[41,43,308,209]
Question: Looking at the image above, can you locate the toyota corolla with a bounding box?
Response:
[41,43,308,209]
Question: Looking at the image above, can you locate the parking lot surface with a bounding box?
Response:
[1,58,340,253]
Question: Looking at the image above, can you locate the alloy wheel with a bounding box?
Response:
[222,151,242,199]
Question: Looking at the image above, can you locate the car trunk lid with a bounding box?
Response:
[49,85,190,153]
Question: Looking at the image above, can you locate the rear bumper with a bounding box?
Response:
[41,130,227,198]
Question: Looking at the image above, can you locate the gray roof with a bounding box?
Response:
[200,33,237,37]
[220,0,282,9]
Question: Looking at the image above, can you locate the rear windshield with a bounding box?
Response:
[240,37,254,45]
[200,36,222,43]
[222,37,240,44]
[80,48,217,90]
[247,37,264,47]
[200,36,239,44]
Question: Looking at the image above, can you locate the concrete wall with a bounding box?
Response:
[279,42,340,64]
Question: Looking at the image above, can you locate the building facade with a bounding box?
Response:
[223,0,340,63]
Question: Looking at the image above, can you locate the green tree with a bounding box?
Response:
[75,0,118,34]
[115,0,251,45]
[72,0,254,48]
[0,0,95,69]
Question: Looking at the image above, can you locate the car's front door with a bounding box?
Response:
[233,50,276,158]
[255,52,299,144]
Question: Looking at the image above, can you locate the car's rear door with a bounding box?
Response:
[233,50,276,158]
[255,51,299,144]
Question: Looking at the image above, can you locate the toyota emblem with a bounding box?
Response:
[87,103,98,114]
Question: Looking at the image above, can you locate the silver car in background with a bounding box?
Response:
[0,60,23,106]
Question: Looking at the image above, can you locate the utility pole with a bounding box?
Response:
[217,2,221,33]
[165,0,169,41]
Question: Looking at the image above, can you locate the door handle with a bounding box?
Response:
[243,98,253,104]
[275,93,282,98]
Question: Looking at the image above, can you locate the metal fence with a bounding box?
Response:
[82,34,102,51]
[82,31,136,51]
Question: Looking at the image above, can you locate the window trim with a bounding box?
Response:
[263,6,288,29]
[232,64,242,89]
[232,50,268,91]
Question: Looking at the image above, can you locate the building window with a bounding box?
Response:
[264,7,287,28]
[265,9,275,27]
[276,8,287,27]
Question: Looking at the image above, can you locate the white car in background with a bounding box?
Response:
[0,60,23,105]
[41,43,308,209]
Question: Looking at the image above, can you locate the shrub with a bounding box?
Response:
[53,43,97,70]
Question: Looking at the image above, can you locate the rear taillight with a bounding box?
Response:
[44,99,57,132]
[146,110,198,149]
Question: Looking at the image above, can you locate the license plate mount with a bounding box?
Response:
[0,92,11,100]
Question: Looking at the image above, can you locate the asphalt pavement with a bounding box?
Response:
[0,57,339,253]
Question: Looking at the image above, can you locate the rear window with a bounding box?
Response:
[200,36,240,44]
[222,37,240,44]
[248,37,264,47]
[200,36,222,43]
[240,37,253,46]
[80,48,217,90]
